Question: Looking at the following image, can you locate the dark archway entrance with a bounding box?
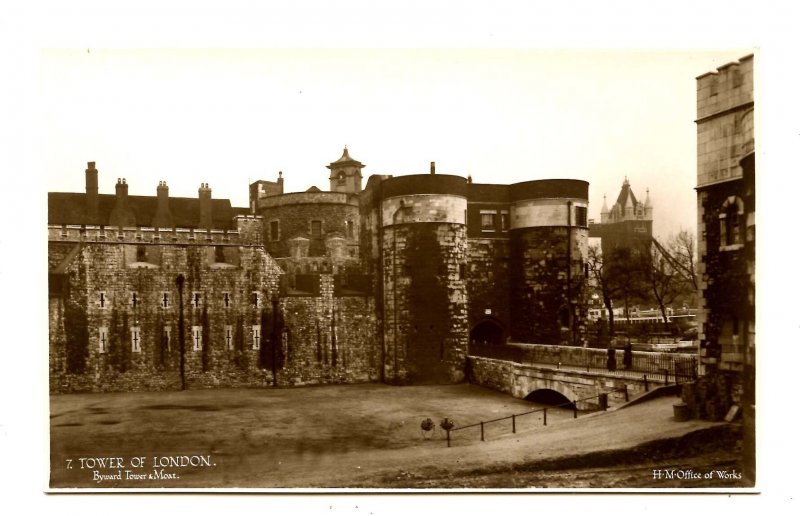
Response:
[470,318,505,346]
[524,388,575,409]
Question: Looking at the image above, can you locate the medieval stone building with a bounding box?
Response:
[48,149,590,391]
[681,54,755,480]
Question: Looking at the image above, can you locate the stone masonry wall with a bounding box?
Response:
[50,241,380,393]
[50,241,284,393]
[509,227,587,345]
[279,275,379,385]
[466,238,510,336]
[382,223,468,384]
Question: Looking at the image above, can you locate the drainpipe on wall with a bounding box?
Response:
[176,274,186,390]
[377,180,386,383]
[567,201,574,346]
[391,201,408,384]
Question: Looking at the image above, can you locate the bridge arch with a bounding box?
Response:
[470,317,506,346]
[525,388,576,409]
[515,376,580,407]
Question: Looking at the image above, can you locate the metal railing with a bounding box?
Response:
[469,343,697,384]
[442,387,629,447]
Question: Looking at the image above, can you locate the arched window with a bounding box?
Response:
[719,196,745,249]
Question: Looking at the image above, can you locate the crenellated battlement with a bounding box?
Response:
[48,224,244,245]
[696,54,754,121]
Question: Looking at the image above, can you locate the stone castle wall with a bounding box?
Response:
[381,223,468,384]
[49,241,378,393]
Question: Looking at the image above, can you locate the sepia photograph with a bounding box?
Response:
[4,1,798,513]
[43,47,756,490]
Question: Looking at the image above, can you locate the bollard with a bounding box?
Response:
[446,429,450,447]
[644,374,649,392]
[623,384,629,402]
[573,401,578,419]
[480,422,484,441]
[543,408,547,426]
[512,414,516,434]
[599,392,608,411]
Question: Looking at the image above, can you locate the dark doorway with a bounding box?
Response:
[470,319,505,346]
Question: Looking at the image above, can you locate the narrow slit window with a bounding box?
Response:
[131,326,142,353]
[98,327,108,354]
[225,325,233,350]
[192,326,203,351]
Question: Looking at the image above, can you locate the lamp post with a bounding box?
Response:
[176,274,186,390]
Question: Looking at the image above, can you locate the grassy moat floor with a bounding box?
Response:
[49,383,750,489]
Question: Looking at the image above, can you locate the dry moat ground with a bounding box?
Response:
[50,383,750,489]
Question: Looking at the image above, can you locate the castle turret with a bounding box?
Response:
[85,162,99,223]
[379,173,469,384]
[508,179,589,345]
[198,183,212,229]
[644,188,653,219]
[327,147,364,194]
[151,181,174,228]
[108,178,136,227]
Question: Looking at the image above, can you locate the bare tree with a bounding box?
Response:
[587,244,616,333]
[670,229,698,291]
[639,241,683,327]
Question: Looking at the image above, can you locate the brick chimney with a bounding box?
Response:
[430,161,436,174]
[198,183,212,229]
[151,181,174,228]
[109,178,136,227]
[85,161,99,223]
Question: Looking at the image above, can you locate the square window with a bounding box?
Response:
[311,220,322,238]
[500,211,509,232]
[481,212,496,232]
[575,206,588,227]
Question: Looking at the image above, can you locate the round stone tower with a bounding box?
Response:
[508,179,590,345]
[379,173,469,384]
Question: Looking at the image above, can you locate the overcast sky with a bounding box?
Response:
[42,48,750,240]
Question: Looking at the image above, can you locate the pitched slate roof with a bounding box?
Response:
[48,192,240,229]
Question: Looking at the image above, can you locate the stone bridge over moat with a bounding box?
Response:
[467,344,697,410]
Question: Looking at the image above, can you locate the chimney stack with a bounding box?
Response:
[430,161,436,175]
[109,178,136,227]
[152,181,174,228]
[199,183,212,229]
[85,162,99,223]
